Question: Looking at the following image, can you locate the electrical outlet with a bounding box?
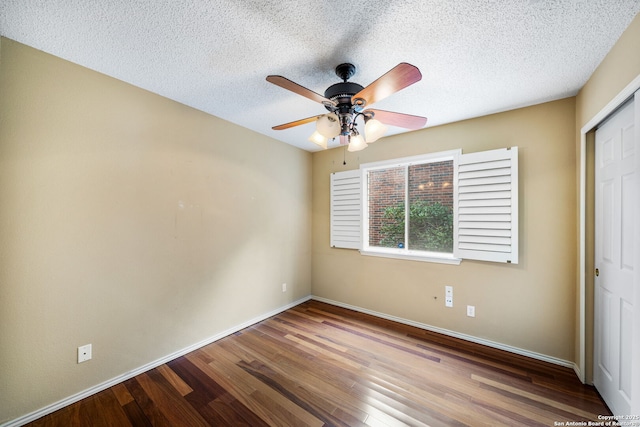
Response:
[78,344,92,363]
[445,286,453,307]
[467,305,476,317]
[282,283,287,292]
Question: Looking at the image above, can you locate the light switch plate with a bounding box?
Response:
[445,286,453,307]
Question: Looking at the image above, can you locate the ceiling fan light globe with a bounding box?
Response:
[364,118,387,143]
[347,134,367,152]
[308,131,328,149]
[316,113,341,138]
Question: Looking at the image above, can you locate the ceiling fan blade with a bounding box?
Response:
[365,109,427,129]
[272,115,324,130]
[353,63,422,107]
[267,75,336,106]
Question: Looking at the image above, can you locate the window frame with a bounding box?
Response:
[360,149,462,265]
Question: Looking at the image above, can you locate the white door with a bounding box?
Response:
[594,97,636,415]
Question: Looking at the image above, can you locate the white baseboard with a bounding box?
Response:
[311,295,576,370]
[572,362,589,385]
[2,295,312,427]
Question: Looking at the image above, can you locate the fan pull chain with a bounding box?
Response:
[343,146,347,165]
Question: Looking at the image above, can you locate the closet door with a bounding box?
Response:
[594,97,636,416]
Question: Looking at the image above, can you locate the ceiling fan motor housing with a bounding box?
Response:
[324,82,364,107]
[324,63,364,112]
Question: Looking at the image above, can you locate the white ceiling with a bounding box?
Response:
[1,1,639,152]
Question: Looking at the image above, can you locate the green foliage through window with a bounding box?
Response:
[379,201,453,253]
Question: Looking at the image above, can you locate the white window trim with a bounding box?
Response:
[360,150,461,264]
[360,247,462,265]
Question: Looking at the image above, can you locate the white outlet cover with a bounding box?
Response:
[467,306,476,317]
[78,344,92,363]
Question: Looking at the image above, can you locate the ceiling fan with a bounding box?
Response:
[266,62,427,151]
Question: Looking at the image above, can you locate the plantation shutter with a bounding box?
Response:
[454,147,518,264]
[330,170,361,249]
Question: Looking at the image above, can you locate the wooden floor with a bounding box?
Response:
[27,300,611,426]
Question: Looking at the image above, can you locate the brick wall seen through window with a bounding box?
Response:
[368,161,453,249]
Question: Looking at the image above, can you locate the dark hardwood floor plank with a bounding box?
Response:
[135,369,211,427]
[237,326,466,426]
[216,330,412,426]
[93,388,134,427]
[205,398,254,427]
[351,368,503,427]
[27,398,80,427]
[166,355,254,425]
[249,388,328,427]
[166,355,228,401]
[156,364,193,396]
[330,407,369,427]
[123,377,174,427]
[477,381,596,423]
[348,381,450,427]
[472,402,551,427]
[472,373,600,419]
[111,383,135,406]
[121,400,153,427]
[25,300,612,427]
[189,346,324,426]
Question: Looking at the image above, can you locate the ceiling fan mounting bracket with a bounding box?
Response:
[335,63,356,82]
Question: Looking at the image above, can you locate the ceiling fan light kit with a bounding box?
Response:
[307,130,328,149]
[364,117,388,143]
[347,133,367,152]
[316,113,341,139]
[267,62,428,151]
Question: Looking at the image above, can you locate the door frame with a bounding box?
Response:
[578,74,640,406]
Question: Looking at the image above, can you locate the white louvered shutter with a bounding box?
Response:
[454,147,518,263]
[330,170,361,249]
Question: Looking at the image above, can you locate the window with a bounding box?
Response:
[361,150,460,263]
[330,147,518,264]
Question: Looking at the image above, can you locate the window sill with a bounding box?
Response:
[359,249,462,265]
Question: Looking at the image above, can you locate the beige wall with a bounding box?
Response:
[312,98,577,361]
[574,13,640,383]
[0,38,312,422]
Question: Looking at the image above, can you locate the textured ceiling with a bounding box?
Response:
[1,1,639,151]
